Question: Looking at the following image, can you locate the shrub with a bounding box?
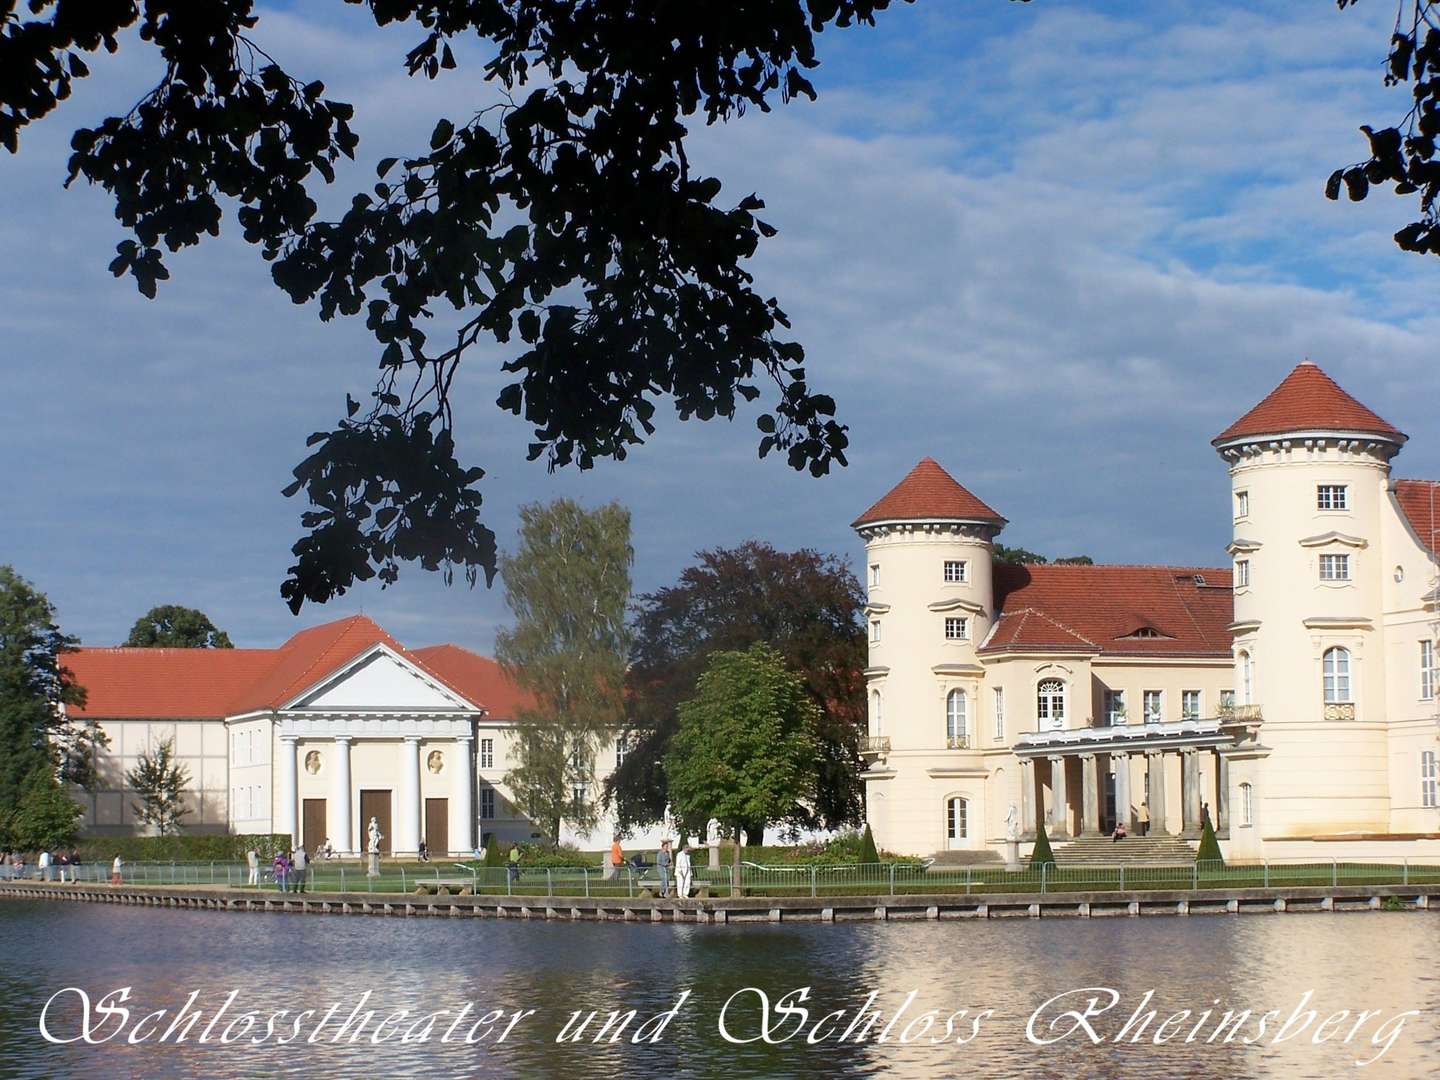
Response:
[859,824,880,864]
[1029,822,1056,868]
[74,833,290,862]
[1195,818,1224,866]
[517,841,595,867]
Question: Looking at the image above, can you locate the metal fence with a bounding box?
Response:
[5,856,1440,897]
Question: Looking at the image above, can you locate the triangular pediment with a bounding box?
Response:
[288,646,474,712]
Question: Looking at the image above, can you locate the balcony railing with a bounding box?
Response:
[1217,703,1263,723]
[860,736,891,756]
[947,734,971,750]
[1323,702,1356,721]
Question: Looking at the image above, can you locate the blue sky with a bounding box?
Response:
[2,0,1437,652]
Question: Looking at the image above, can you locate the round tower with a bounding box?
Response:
[1213,361,1406,853]
[852,458,1006,854]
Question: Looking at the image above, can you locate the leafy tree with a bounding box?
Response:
[609,542,865,841]
[6,768,83,851]
[496,499,632,844]
[993,546,1092,566]
[1029,821,1055,868]
[125,605,234,648]
[664,643,821,848]
[1195,817,1224,866]
[125,738,192,836]
[1329,1,1440,256]
[0,566,95,824]
[0,1,910,610]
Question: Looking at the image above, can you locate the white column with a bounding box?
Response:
[279,736,299,845]
[453,735,474,856]
[331,736,353,855]
[398,736,422,855]
[1113,752,1132,831]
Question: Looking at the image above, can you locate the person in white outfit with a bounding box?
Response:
[38,849,52,882]
[674,843,693,900]
[246,848,260,886]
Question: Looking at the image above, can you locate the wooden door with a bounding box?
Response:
[302,798,327,854]
[359,790,392,854]
[424,798,449,857]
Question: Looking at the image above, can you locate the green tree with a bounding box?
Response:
[125,605,234,648]
[6,768,83,851]
[610,542,865,842]
[1195,818,1225,867]
[993,546,1093,566]
[125,738,192,836]
[0,2,901,609]
[1029,821,1056,868]
[665,643,821,848]
[0,566,93,823]
[496,499,632,844]
[859,822,880,864]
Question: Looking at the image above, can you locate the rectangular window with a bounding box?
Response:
[943,560,968,583]
[1316,484,1349,511]
[944,617,968,640]
[479,738,494,769]
[480,787,495,819]
[1423,751,1438,809]
[1104,689,1126,725]
[1235,560,1250,588]
[1319,554,1350,581]
[869,563,880,588]
[1143,690,1163,724]
[1235,490,1249,518]
[1422,641,1436,701]
[1219,689,1236,711]
[1182,690,1202,720]
[870,619,882,644]
[993,688,1005,741]
[615,737,627,766]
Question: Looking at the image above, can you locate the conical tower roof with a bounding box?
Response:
[1213,361,1405,446]
[852,458,1006,529]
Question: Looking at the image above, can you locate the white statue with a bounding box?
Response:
[366,817,384,878]
[1005,803,1020,841]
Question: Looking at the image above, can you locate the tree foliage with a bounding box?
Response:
[1330,1,1440,255]
[5,767,84,851]
[1195,817,1225,866]
[125,737,192,836]
[608,541,865,838]
[495,498,632,844]
[0,566,97,826]
[0,2,915,610]
[993,545,1093,566]
[124,604,234,648]
[664,643,821,843]
[1029,821,1055,867]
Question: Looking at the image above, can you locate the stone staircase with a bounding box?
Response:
[1054,835,1197,866]
[928,849,1004,867]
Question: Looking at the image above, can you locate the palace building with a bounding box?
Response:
[856,362,1440,859]
[62,616,649,855]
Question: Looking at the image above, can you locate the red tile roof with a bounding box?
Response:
[981,563,1234,658]
[1394,480,1440,557]
[1213,361,1405,445]
[64,615,523,720]
[852,458,1006,528]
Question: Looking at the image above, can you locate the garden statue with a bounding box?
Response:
[366,817,383,878]
[1005,803,1020,842]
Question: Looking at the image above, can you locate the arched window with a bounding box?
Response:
[946,689,968,744]
[1239,651,1253,706]
[1037,679,1066,731]
[1323,647,1351,704]
[871,690,883,735]
[945,797,968,847]
[1239,782,1254,827]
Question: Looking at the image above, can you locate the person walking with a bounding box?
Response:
[656,840,673,898]
[69,849,80,883]
[674,842,693,900]
[110,854,123,885]
[1200,802,1212,830]
[291,844,309,894]
[56,851,69,883]
[273,851,290,892]
[605,836,623,881]
[507,844,520,886]
[246,847,260,887]
[1137,801,1151,836]
[38,848,52,882]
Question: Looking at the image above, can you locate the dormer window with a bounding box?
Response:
[1317,484,1349,511]
[943,560,968,583]
[1118,625,1171,641]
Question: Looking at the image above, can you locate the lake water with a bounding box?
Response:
[1,900,1437,1078]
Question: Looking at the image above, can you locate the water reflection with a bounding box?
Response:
[0,901,1436,1078]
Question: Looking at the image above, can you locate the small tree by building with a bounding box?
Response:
[859,823,880,865]
[6,768,84,850]
[1195,818,1224,867]
[1029,821,1056,868]
[125,738,191,836]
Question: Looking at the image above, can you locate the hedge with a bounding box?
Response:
[74,833,292,862]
